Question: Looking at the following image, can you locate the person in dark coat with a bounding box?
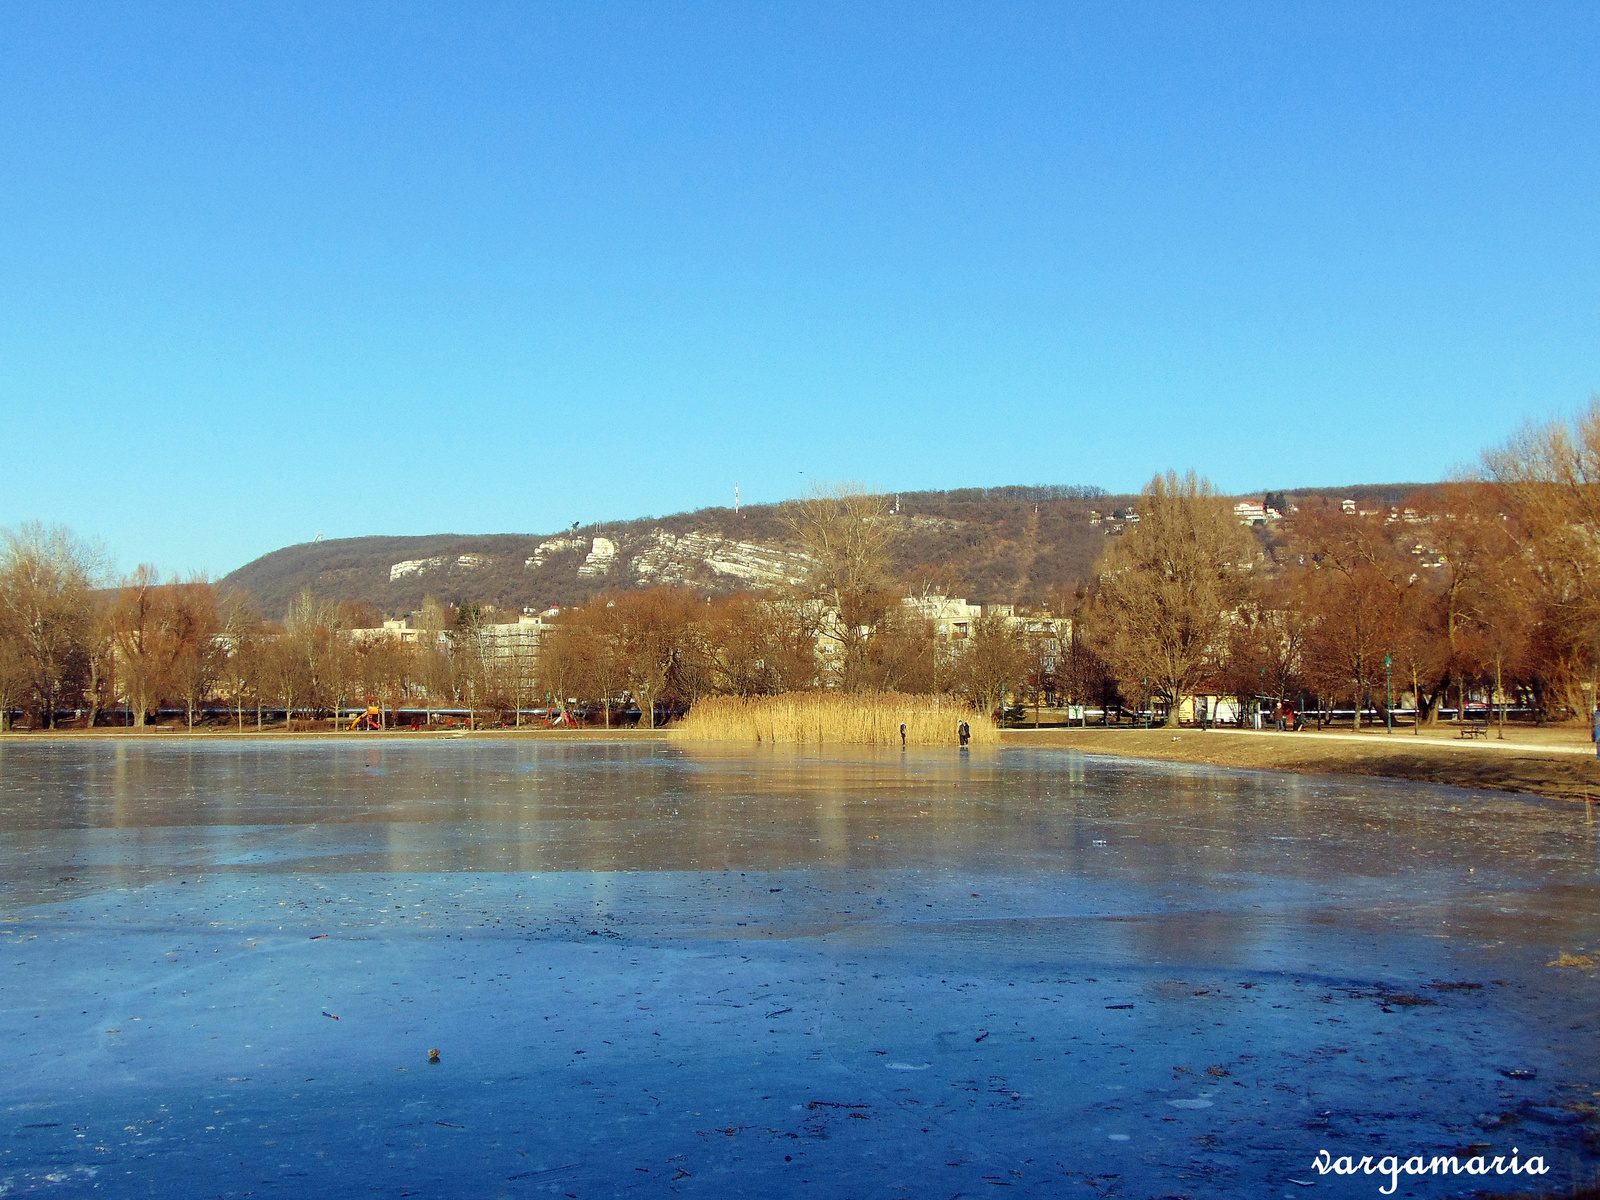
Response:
[958,721,971,747]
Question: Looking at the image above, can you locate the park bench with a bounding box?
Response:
[1459,725,1488,739]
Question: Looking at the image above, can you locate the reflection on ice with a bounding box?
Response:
[0,738,1596,1198]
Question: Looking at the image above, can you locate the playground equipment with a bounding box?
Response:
[347,704,384,732]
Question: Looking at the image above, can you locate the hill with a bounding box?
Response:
[220,482,1424,620]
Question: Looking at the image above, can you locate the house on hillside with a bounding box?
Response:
[1233,500,1286,525]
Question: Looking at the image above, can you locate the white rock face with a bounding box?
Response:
[525,537,588,569]
[577,537,618,577]
[393,528,807,591]
[631,531,808,588]
[390,557,445,582]
[390,554,490,582]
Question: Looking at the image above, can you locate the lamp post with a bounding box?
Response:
[1580,643,1593,755]
[1385,653,1393,734]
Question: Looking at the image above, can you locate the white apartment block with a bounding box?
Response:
[348,609,557,660]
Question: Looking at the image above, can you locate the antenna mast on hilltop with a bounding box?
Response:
[735,484,740,514]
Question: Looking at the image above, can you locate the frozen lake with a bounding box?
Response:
[1,738,1596,1198]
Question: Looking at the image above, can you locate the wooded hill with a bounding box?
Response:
[220,483,1422,620]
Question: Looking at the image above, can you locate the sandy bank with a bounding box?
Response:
[1005,725,1600,804]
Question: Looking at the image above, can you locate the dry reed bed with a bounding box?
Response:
[673,693,996,746]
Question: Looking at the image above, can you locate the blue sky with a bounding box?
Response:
[2,2,1596,576]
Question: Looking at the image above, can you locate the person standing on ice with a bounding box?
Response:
[958,721,971,747]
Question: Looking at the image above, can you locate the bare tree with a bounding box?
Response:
[111,565,173,729]
[703,594,802,696]
[265,628,302,730]
[0,523,101,728]
[1400,484,1517,722]
[1051,589,1119,720]
[1085,472,1248,723]
[506,636,539,726]
[414,597,458,715]
[536,616,588,723]
[350,634,418,728]
[587,619,628,727]
[450,605,497,726]
[81,589,118,729]
[781,483,899,691]
[861,604,940,694]
[1216,576,1308,722]
[282,589,342,722]
[378,638,420,726]
[1018,618,1068,722]
[751,597,820,693]
[1482,398,1600,716]
[1289,504,1415,729]
[221,593,265,731]
[0,633,28,731]
[168,578,224,730]
[612,588,701,728]
[954,612,1027,719]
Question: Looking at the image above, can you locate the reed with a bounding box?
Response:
[672,692,997,747]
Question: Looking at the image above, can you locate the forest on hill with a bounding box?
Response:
[220,481,1420,620]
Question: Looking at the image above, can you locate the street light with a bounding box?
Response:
[1385,653,1393,734]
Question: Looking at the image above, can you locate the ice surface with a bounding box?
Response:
[0,739,1596,1197]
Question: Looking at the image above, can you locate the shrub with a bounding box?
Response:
[672,692,996,746]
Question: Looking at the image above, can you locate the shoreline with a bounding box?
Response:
[1003,726,1600,804]
[0,727,671,743]
[7,724,1600,805]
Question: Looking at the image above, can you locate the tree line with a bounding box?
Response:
[4,401,1599,730]
[0,491,1035,729]
[1080,401,1600,725]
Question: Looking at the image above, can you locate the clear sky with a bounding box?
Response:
[2,2,1596,577]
